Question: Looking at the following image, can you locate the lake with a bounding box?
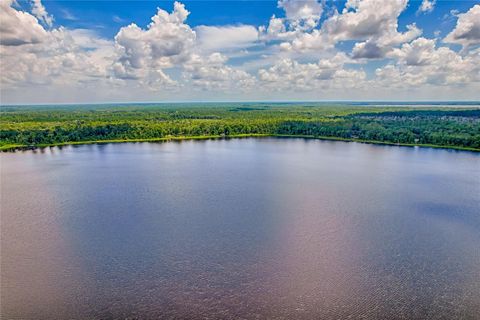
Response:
[1,138,479,319]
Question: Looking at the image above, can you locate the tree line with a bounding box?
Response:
[1,106,479,150]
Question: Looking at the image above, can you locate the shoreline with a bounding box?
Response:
[1,134,479,152]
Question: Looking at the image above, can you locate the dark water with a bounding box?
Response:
[1,138,479,320]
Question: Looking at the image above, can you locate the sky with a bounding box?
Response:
[1,0,479,104]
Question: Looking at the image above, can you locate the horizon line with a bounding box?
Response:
[2,100,480,107]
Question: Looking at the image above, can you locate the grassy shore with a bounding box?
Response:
[2,134,478,152]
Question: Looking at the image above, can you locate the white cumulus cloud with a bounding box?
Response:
[258,53,365,91]
[418,0,436,14]
[31,0,53,27]
[0,0,113,89]
[444,4,480,49]
[0,0,48,46]
[377,37,480,87]
[278,0,421,57]
[183,53,256,90]
[112,1,195,82]
[278,0,323,30]
[323,0,409,42]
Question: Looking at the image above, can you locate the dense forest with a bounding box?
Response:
[1,104,479,151]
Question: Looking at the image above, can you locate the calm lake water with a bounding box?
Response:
[1,138,479,319]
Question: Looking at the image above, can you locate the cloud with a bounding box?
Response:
[349,22,422,59]
[112,2,195,81]
[444,5,480,49]
[417,0,436,14]
[183,53,256,90]
[195,25,259,52]
[111,2,257,90]
[260,0,323,42]
[0,0,48,45]
[0,0,113,88]
[1,27,113,87]
[323,0,409,42]
[1,0,480,103]
[260,15,288,40]
[388,37,437,66]
[352,40,386,59]
[277,0,421,57]
[68,29,112,50]
[61,9,77,21]
[113,15,125,23]
[31,0,53,27]
[279,29,334,52]
[278,0,323,30]
[258,53,365,91]
[376,37,480,87]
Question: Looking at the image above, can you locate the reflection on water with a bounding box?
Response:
[1,138,479,319]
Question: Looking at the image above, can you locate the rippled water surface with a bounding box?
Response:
[1,138,479,319]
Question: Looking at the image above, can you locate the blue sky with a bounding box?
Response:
[1,0,480,103]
